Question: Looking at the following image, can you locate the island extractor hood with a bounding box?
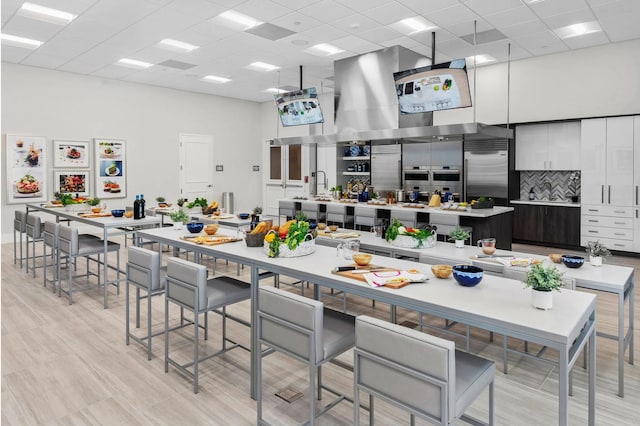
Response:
[271,46,512,146]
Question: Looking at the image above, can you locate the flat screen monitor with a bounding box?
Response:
[274,87,324,127]
[393,59,472,114]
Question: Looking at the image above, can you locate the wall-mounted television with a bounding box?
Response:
[393,59,472,114]
[274,87,324,127]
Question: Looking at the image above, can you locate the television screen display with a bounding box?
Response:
[274,87,324,127]
[393,59,472,114]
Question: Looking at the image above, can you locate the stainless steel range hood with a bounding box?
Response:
[271,46,513,146]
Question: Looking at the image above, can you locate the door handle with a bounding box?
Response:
[608,185,611,204]
[636,186,638,205]
[601,185,604,204]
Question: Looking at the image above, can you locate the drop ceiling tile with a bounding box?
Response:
[270,11,323,33]
[173,21,238,46]
[269,0,319,11]
[166,0,225,19]
[291,25,350,45]
[459,0,523,16]
[541,8,597,30]
[70,44,132,68]
[593,0,640,41]
[1,0,24,26]
[337,0,392,10]
[233,0,294,22]
[92,65,139,80]
[0,44,33,63]
[57,60,103,74]
[298,0,358,24]
[356,26,403,44]
[427,4,482,28]
[399,0,459,14]
[408,29,456,46]
[499,20,550,39]
[331,35,381,54]
[526,0,591,19]
[586,0,620,5]
[446,19,494,38]
[432,37,477,59]
[331,13,380,34]
[362,1,417,25]
[512,30,569,56]
[380,36,422,49]
[562,30,610,49]
[2,15,66,42]
[482,6,538,29]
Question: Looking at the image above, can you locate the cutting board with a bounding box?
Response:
[331,264,411,289]
[317,230,361,239]
[181,235,242,246]
[78,212,112,218]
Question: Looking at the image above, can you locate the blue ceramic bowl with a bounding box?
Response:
[238,213,250,220]
[562,255,584,268]
[186,222,204,233]
[452,265,484,287]
[111,209,125,217]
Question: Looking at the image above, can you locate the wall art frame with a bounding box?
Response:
[53,170,90,197]
[94,138,126,199]
[5,134,48,204]
[53,139,90,168]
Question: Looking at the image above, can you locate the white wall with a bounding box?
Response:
[435,38,640,125]
[1,63,262,242]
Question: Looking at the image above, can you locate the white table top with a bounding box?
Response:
[137,226,596,347]
[27,204,162,229]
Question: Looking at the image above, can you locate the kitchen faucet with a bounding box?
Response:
[540,181,555,200]
[315,170,328,195]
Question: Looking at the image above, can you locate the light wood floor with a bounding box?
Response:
[2,239,639,425]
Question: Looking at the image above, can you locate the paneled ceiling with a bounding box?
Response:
[2,0,639,102]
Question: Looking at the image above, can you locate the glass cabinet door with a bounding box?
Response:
[287,144,302,182]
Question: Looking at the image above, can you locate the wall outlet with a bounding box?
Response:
[253,165,260,172]
[215,165,223,171]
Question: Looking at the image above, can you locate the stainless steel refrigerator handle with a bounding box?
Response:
[608,185,611,204]
[601,185,604,203]
[636,185,638,205]
[399,160,402,187]
[463,158,468,201]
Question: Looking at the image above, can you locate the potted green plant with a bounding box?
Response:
[448,226,470,248]
[523,263,563,310]
[156,196,168,207]
[169,208,190,230]
[177,197,187,207]
[585,240,611,267]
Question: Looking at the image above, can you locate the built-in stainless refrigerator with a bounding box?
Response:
[371,144,402,195]
[464,140,509,204]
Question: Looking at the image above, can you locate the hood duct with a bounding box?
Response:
[271,45,513,146]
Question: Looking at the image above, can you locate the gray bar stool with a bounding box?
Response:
[43,221,61,291]
[14,210,27,268]
[164,257,251,394]
[25,214,44,277]
[126,246,167,360]
[354,315,495,426]
[57,225,121,304]
[257,287,356,425]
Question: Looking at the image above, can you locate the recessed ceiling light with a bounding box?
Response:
[216,10,262,30]
[389,16,437,36]
[554,21,602,39]
[525,0,545,4]
[264,88,287,94]
[19,2,76,25]
[466,54,496,66]
[117,58,154,69]
[201,75,232,84]
[0,33,43,49]
[306,43,345,56]
[246,61,280,72]
[158,38,199,52]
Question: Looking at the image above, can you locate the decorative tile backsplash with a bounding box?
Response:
[519,171,581,201]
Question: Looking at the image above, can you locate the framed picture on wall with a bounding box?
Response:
[5,134,48,204]
[53,139,90,168]
[94,138,126,199]
[53,170,90,197]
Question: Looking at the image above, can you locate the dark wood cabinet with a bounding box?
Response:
[512,204,580,247]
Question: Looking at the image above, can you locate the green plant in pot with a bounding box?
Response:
[169,208,190,230]
[156,196,167,207]
[186,197,208,212]
[523,263,563,310]
[177,197,187,207]
[585,240,611,267]
[448,226,470,248]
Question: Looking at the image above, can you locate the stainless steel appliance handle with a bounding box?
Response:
[608,185,611,204]
[463,158,468,201]
[399,160,402,187]
[601,185,604,204]
[636,185,638,205]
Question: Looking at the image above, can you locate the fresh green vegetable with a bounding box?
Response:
[59,193,75,206]
[267,220,312,257]
[186,197,208,209]
[385,218,435,248]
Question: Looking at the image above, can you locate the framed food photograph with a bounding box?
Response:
[5,134,48,204]
[53,170,90,197]
[53,139,90,168]
[94,138,126,199]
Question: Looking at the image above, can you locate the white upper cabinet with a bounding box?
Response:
[515,122,580,170]
[581,117,634,207]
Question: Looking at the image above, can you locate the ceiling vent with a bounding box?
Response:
[158,60,197,70]
[460,29,507,45]
[246,23,295,41]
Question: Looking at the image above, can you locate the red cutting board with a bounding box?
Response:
[331,264,411,289]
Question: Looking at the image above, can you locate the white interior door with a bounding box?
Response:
[263,141,306,216]
[179,133,214,203]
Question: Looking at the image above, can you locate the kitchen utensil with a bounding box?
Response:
[474,254,514,258]
[334,265,386,272]
[394,189,405,202]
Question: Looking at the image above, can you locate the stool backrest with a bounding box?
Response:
[58,225,79,256]
[43,221,60,248]
[258,287,323,363]
[26,214,42,238]
[355,315,455,423]
[127,246,163,291]
[166,257,207,311]
[14,211,26,232]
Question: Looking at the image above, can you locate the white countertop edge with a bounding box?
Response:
[510,200,581,208]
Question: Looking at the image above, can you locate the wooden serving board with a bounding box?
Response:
[331,264,411,289]
[78,212,112,218]
[180,235,242,246]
